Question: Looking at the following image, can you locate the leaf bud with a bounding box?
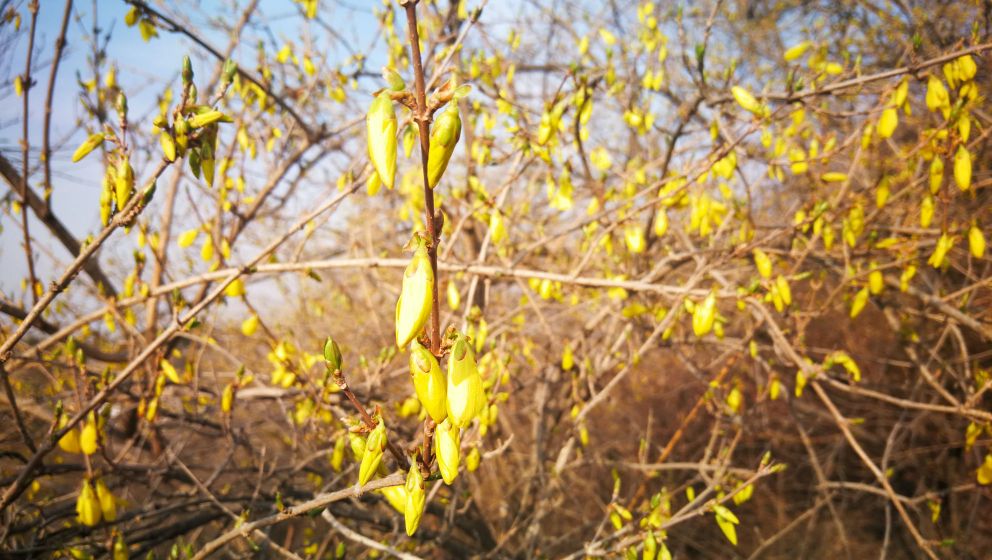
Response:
[323,336,343,372]
[182,55,194,86]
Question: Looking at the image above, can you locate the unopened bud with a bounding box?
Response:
[116,92,128,118]
[182,55,194,86]
[404,463,426,536]
[222,59,238,85]
[323,337,343,372]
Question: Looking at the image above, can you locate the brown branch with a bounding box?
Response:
[0,158,165,369]
[19,0,40,304]
[124,0,318,141]
[40,0,74,214]
[402,0,444,472]
[0,177,361,514]
[712,41,992,105]
[189,471,405,560]
[0,152,119,298]
[333,370,410,471]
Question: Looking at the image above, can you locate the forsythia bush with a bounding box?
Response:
[0,1,990,558]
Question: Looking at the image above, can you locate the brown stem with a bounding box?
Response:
[332,372,410,471]
[0,151,119,298]
[402,0,442,471]
[20,1,40,304]
[41,0,74,215]
[0,363,35,453]
[403,0,441,355]
[0,175,362,514]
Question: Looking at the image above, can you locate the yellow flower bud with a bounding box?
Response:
[95,478,117,522]
[753,249,772,279]
[783,41,811,62]
[188,110,227,129]
[409,341,447,423]
[113,534,128,560]
[624,224,646,253]
[821,172,847,183]
[850,286,869,318]
[404,464,426,536]
[692,293,716,337]
[395,238,434,348]
[775,275,792,307]
[367,92,397,189]
[731,86,765,116]
[221,383,235,413]
[427,104,462,188]
[925,75,949,113]
[359,422,386,486]
[920,195,935,228]
[446,334,485,428]
[145,397,159,423]
[349,433,366,460]
[160,131,177,161]
[80,415,99,456]
[900,264,916,292]
[57,415,82,454]
[929,157,944,194]
[652,209,669,237]
[876,107,898,138]
[978,454,992,485]
[928,232,955,269]
[969,224,986,259]
[435,420,461,485]
[115,157,135,210]
[956,55,977,81]
[868,267,884,295]
[380,484,406,514]
[241,314,259,336]
[161,359,183,384]
[954,146,972,191]
[76,480,102,526]
[446,281,461,311]
[367,170,382,196]
[72,133,105,163]
[466,446,481,472]
[330,436,346,472]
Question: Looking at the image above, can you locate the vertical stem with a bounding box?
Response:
[0,363,35,452]
[403,1,440,356]
[41,0,74,215]
[402,0,440,469]
[21,1,41,304]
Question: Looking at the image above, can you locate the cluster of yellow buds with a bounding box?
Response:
[76,477,116,526]
[356,55,474,536]
[59,410,103,456]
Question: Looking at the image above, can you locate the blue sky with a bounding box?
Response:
[0,0,382,293]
